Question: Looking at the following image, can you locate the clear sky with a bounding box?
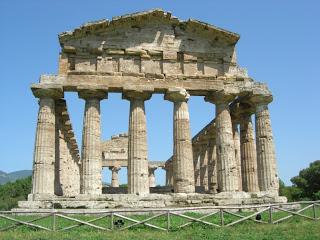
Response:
[0,0,319,186]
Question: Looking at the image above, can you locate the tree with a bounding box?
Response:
[291,160,320,200]
[0,176,32,210]
[279,179,303,202]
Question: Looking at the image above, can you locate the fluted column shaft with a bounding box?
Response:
[148,167,157,188]
[54,110,65,196]
[167,161,174,187]
[213,100,238,192]
[255,104,279,192]
[32,97,56,195]
[240,114,259,192]
[163,167,169,186]
[124,91,151,195]
[232,122,242,191]
[110,166,120,187]
[31,86,64,196]
[81,99,102,194]
[193,149,201,186]
[200,145,209,191]
[207,138,218,193]
[165,88,195,193]
[79,89,107,195]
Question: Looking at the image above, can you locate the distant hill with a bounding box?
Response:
[0,170,32,185]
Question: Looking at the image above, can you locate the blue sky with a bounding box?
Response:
[0,0,319,186]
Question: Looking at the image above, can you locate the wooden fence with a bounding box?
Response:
[0,201,319,232]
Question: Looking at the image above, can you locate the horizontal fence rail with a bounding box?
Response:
[0,201,319,232]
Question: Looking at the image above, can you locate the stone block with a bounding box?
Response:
[163,51,177,60]
[204,61,221,76]
[97,57,119,72]
[119,57,140,73]
[183,62,198,76]
[141,59,162,74]
[163,61,182,75]
[58,54,69,75]
[75,57,96,71]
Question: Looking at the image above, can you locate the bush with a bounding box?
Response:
[313,191,320,200]
[0,176,32,210]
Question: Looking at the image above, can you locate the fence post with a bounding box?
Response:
[52,212,56,231]
[268,206,273,224]
[312,203,316,220]
[167,210,170,231]
[220,209,224,226]
[110,212,114,230]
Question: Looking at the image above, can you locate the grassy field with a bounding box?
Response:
[0,207,319,240]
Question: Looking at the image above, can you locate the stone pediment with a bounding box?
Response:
[57,9,247,78]
[59,9,239,47]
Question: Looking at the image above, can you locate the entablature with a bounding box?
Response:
[33,74,271,98]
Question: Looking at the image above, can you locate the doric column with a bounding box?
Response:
[148,166,157,188]
[240,113,259,192]
[253,97,279,192]
[165,160,174,187]
[162,166,169,186]
[193,146,201,187]
[123,90,152,195]
[31,86,63,196]
[205,93,238,192]
[54,100,81,197]
[165,88,195,193]
[207,137,218,193]
[79,88,107,195]
[200,144,209,191]
[109,166,121,187]
[232,121,242,191]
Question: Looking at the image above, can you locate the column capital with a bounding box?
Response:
[78,87,108,100]
[148,166,157,172]
[164,88,190,102]
[31,84,64,99]
[122,90,152,101]
[238,104,255,121]
[205,91,235,105]
[109,165,121,172]
[249,94,273,106]
[230,101,255,122]
[165,159,172,169]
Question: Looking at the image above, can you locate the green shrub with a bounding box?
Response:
[0,176,32,210]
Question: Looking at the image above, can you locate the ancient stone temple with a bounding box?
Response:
[19,9,286,209]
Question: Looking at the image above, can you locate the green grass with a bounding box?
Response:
[0,206,319,240]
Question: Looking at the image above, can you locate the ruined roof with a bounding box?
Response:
[58,9,240,45]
